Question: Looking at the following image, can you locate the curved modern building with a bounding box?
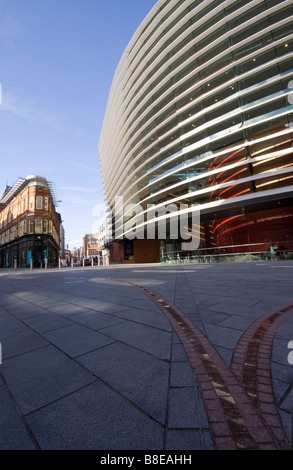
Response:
[98,0,293,263]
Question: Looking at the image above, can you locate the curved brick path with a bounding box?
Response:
[121,280,292,450]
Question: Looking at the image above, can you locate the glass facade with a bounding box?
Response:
[98,0,293,262]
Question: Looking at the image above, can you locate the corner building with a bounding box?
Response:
[98,0,293,263]
[0,175,61,268]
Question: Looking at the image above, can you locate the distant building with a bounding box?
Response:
[71,246,81,262]
[60,224,65,259]
[0,175,61,268]
[63,249,71,266]
[82,233,100,260]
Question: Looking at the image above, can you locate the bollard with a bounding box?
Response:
[14,257,17,271]
[30,258,33,271]
[45,258,48,269]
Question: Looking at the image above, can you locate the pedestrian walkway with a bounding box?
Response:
[0,260,292,450]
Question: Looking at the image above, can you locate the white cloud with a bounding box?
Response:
[71,161,100,174]
[60,186,99,194]
[1,92,35,121]
[63,196,92,207]
[0,90,68,131]
[0,3,22,48]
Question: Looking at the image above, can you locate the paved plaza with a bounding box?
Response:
[0,260,292,451]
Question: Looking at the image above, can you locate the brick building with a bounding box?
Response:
[0,175,61,268]
[82,233,100,261]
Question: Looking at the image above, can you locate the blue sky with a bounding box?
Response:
[0,0,157,249]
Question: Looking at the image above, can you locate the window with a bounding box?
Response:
[36,196,43,210]
[44,197,49,211]
[231,18,270,46]
[43,220,48,233]
[35,219,42,233]
[29,219,34,234]
[10,226,16,241]
[29,196,34,210]
[19,220,25,237]
[22,199,27,212]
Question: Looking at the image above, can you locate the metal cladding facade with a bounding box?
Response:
[98,0,293,260]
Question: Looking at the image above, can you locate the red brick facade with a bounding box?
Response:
[0,176,61,268]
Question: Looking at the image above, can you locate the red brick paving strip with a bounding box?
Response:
[119,281,292,450]
[231,303,293,450]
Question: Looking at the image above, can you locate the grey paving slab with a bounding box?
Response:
[280,387,293,414]
[101,298,160,312]
[273,337,293,365]
[171,342,189,362]
[248,299,289,313]
[280,410,293,446]
[202,323,244,351]
[23,313,74,333]
[45,303,90,316]
[1,326,49,360]
[71,299,131,315]
[78,341,170,424]
[217,313,255,330]
[213,345,234,366]
[68,310,125,330]
[168,388,203,429]
[26,381,164,450]
[165,430,215,451]
[26,298,64,309]
[1,345,95,415]
[197,309,229,325]
[110,306,173,331]
[0,384,35,450]
[0,314,23,335]
[43,324,117,358]
[202,302,265,318]
[100,321,172,360]
[275,315,293,340]
[4,303,51,321]
[273,379,290,403]
[170,362,195,388]
[271,362,293,386]
[188,295,219,309]
[0,296,24,308]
